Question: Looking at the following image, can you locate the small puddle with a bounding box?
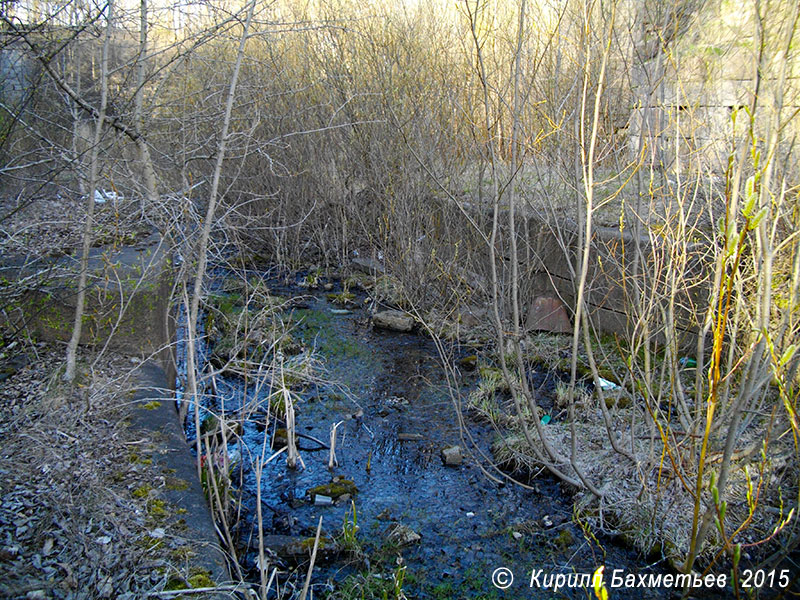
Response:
[180,272,671,599]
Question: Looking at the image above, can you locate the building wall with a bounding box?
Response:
[626,0,800,175]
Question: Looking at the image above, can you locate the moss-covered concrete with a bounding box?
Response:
[2,234,228,590]
[0,233,173,361]
[128,360,228,589]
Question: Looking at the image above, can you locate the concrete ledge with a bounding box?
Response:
[128,360,230,587]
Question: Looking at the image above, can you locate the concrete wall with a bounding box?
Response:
[626,0,800,175]
[1,233,174,370]
[521,215,711,348]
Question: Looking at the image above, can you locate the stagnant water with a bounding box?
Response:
[180,271,678,599]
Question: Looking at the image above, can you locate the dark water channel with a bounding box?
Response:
[182,272,674,599]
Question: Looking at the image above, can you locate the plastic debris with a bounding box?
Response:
[540,414,551,425]
[92,189,122,204]
[679,357,697,368]
[329,309,352,315]
[597,377,619,391]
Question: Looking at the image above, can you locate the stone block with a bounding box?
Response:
[525,296,571,333]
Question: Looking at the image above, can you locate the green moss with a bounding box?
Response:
[164,576,187,591]
[555,528,574,550]
[187,569,215,588]
[307,479,358,500]
[604,393,632,409]
[430,582,455,599]
[326,291,356,305]
[293,308,372,362]
[142,400,161,410]
[457,355,478,370]
[148,498,168,519]
[132,485,151,499]
[170,546,196,562]
[200,414,218,436]
[165,477,189,491]
[207,292,243,316]
[137,535,164,551]
[299,536,328,552]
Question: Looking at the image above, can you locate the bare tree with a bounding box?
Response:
[63,0,113,383]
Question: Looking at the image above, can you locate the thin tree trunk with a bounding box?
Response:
[184,0,256,478]
[64,0,113,384]
[134,0,160,214]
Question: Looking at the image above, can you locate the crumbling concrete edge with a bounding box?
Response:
[128,359,232,589]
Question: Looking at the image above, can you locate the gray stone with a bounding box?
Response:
[386,523,421,547]
[352,257,385,274]
[373,310,415,332]
[259,535,339,563]
[441,445,463,466]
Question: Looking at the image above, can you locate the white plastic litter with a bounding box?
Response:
[93,189,123,203]
[597,377,619,391]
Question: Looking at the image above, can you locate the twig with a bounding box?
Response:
[298,516,323,600]
[148,583,250,597]
[296,431,329,449]
[329,420,342,469]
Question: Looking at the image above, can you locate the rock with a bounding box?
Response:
[386,523,421,547]
[386,396,408,408]
[307,479,358,501]
[457,355,478,371]
[397,433,423,441]
[352,257,385,274]
[260,535,339,563]
[373,310,414,332]
[512,531,523,540]
[526,296,571,333]
[457,305,486,328]
[441,445,463,466]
